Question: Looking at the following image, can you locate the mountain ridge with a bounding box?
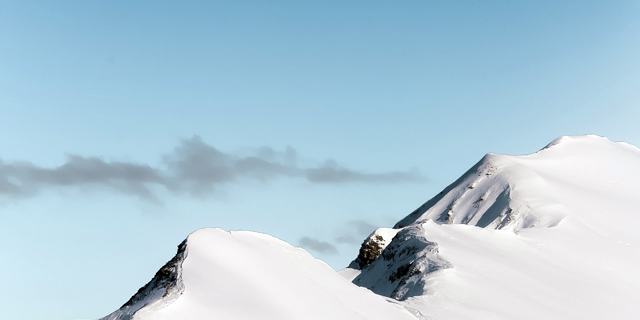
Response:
[347,134,640,319]
[100,135,640,320]
[101,228,419,320]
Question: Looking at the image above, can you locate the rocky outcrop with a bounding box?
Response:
[354,235,385,269]
[352,225,452,300]
[100,240,188,320]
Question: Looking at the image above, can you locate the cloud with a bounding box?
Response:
[306,160,425,184]
[161,136,299,196]
[333,220,379,244]
[298,237,338,254]
[0,156,162,200]
[334,235,358,244]
[349,220,378,237]
[0,136,426,200]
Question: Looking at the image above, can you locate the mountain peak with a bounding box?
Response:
[100,135,640,320]
[393,135,640,233]
[350,135,640,310]
[101,228,418,320]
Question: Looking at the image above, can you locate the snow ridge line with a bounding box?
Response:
[100,240,188,320]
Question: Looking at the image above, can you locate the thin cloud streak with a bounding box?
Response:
[333,220,379,245]
[306,160,426,184]
[0,157,162,200]
[334,235,358,244]
[299,237,339,255]
[0,136,426,200]
[349,220,378,237]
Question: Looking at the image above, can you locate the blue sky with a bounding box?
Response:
[1,1,639,319]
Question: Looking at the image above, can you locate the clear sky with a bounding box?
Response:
[1,1,639,319]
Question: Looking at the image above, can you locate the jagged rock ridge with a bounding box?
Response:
[352,225,452,300]
[101,240,188,320]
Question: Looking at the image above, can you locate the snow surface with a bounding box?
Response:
[103,135,640,320]
[107,228,417,320]
[351,135,640,319]
[101,240,187,320]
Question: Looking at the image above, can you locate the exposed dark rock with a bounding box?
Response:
[389,262,413,282]
[352,225,452,301]
[121,239,188,308]
[354,234,386,269]
[101,240,188,320]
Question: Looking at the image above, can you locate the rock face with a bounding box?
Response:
[351,225,452,300]
[101,240,188,320]
[348,227,401,270]
[354,235,385,269]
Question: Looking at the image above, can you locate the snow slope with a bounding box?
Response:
[348,135,640,319]
[102,228,417,320]
[101,240,187,320]
[103,135,640,320]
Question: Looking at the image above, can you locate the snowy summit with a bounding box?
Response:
[102,135,640,320]
[102,229,416,320]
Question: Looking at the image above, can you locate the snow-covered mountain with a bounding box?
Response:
[100,229,417,320]
[346,135,640,319]
[101,135,640,320]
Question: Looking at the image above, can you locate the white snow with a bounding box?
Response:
[337,267,361,282]
[103,135,640,320]
[370,227,400,249]
[355,135,640,319]
[130,228,417,320]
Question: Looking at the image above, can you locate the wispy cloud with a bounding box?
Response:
[0,136,425,200]
[0,156,162,200]
[307,160,425,184]
[333,220,379,244]
[298,237,338,255]
[349,220,378,237]
[334,235,358,244]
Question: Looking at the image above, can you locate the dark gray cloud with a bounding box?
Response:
[0,156,162,200]
[0,136,425,200]
[298,237,338,255]
[161,136,299,196]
